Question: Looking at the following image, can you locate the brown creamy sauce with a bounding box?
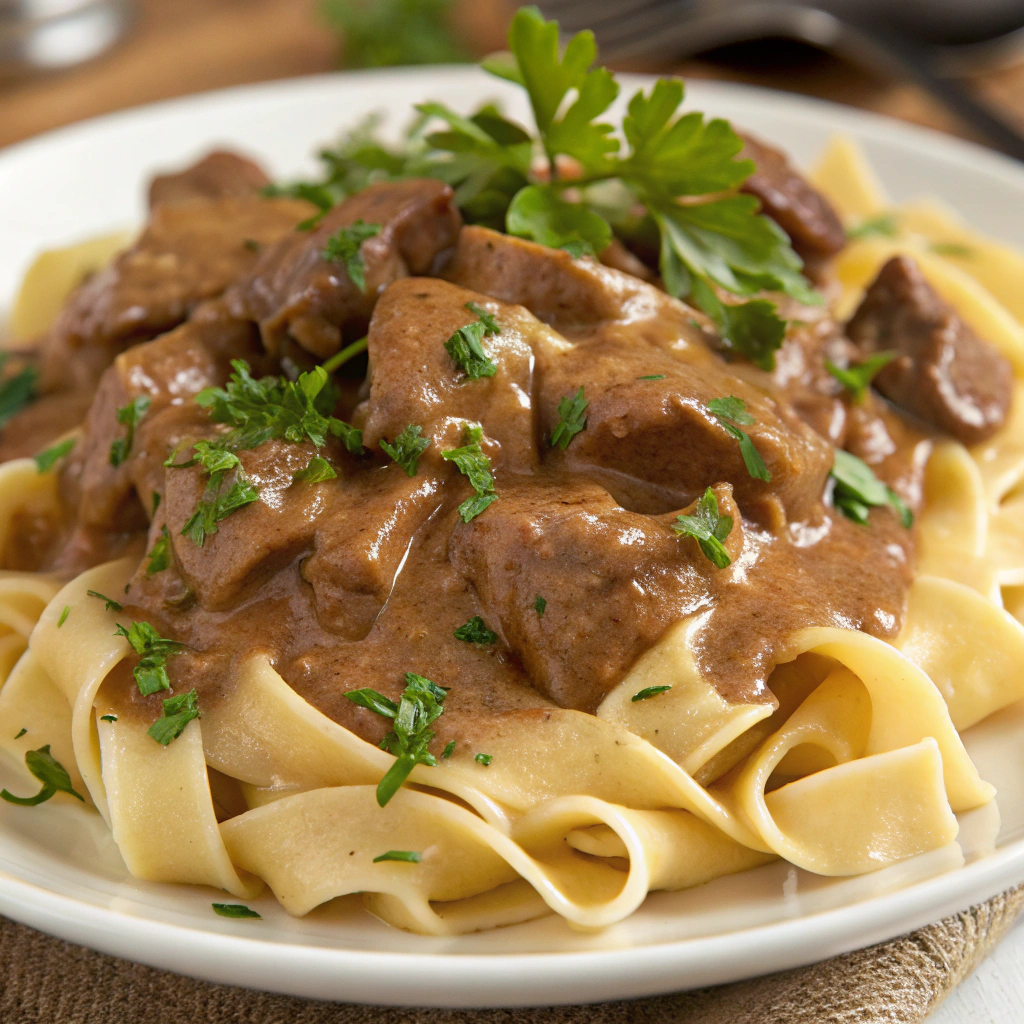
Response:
[0,157,1008,755]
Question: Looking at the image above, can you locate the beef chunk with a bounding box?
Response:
[739,133,845,258]
[538,339,834,522]
[846,256,1013,445]
[228,180,462,360]
[361,277,552,472]
[65,303,265,531]
[448,478,734,712]
[38,194,312,395]
[443,227,710,352]
[148,151,270,208]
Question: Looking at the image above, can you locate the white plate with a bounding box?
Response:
[0,67,1023,1008]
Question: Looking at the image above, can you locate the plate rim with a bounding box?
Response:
[1,66,1023,1007]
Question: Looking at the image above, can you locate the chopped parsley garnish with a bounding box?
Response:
[444,304,500,380]
[100,715,117,723]
[846,213,898,240]
[86,590,123,612]
[34,438,75,473]
[637,374,665,381]
[441,740,456,758]
[380,424,431,476]
[148,688,201,746]
[152,491,161,515]
[145,526,171,575]
[242,238,262,252]
[442,423,498,522]
[170,445,259,548]
[534,595,546,616]
[56,606,69,628]
[830,449,913,528]
[826,352,896,404]
[0,356,37,428]
[344,672,449,807]
[550,387,588,450]
[372,850,422,863]
[453,616,498,644]
[632,685,672,702]
[212,903,261,919]
[114,621,185,696]
[0,745,84,806]
[14,728,26,739]
[672,487,734,569]
[293,455,338,483]
[109,395,151,467]
[707,396,770,482]
[195,360,363,456]
[322,220,382,292]
[930,241,973,258]
[320,336,368,374]
[474,753,493,766]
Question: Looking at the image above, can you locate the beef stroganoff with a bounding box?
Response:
[0,10,1021,935]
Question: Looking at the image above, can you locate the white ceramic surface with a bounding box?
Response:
[0,68,1022,1008]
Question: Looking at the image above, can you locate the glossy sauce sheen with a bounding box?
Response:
[5,161,1002,755]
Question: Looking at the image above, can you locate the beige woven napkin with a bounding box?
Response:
[0,887,1020,1024]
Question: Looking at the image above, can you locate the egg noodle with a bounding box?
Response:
[0,137,1020,935]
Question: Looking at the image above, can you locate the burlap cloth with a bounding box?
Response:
[0,886,1021,1023]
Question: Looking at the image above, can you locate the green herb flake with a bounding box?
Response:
[0,357,38,428]
[453,616,498,645]
[86,590,123,612]
[109,395,151,467]
[535,595,547,616]
[34,437,75,473]
[637,375,666,381]
[148,688,201,746]
[292,455,338,484]
[442,424,498,522]
[441,740,456,758]
[56,605,69,628]
[343,672,449,807]
[114,621,185,696]
[825,352,897,404]
[322,220,382,292]
[474,752,493,766]
[100,715,117,723]
[212,903,261,919]
[151,491,162,515]
[380,424,431,476]
[372,850,422,863]
[672,487,734,569]
[830,449,914,529]
[707,396,771,482]
[0,745,84,806]
[550,387,588,450]
[632,685,672,702]
[14,728,26,739]
[445,314,499,381]
[846,214,898,240]
[145,526,171,576]
[930,242,973,259]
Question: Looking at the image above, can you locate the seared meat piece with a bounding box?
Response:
[148,151,271,208]
[846,256,1012,445]
[361,277,553,472]
[538,339,834,522]
[448,478,736,712]
[38,194,312,395]
[228,180,462,360]
[443,227,710,352]
[739,132,845,258]
[64,302,266,531]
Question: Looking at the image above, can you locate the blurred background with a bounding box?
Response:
[2,0,1024,155]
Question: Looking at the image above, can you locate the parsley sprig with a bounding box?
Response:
[0,745,84,806]
[442,423,497,522]
[34,437,75,473]
[830,449,913,528]
[148,689,201,746]
[826,352,896,404]
[707,396,770,481]
[380,424,431,476]
[109,396,151,467]
[168,444,259,547]
[322,220,382,292]
[453,616,497,644]
[145,526,171,574]
[0,355,37,429]
[550,387,588,450]
[114,621,185,696]
[344,672,449,807]
[672,487,734,568]
[445,302,500,380]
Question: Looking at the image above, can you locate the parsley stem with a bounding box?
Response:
[321,336,368,375]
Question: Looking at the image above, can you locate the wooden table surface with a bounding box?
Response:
[1,2,1023,1020]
